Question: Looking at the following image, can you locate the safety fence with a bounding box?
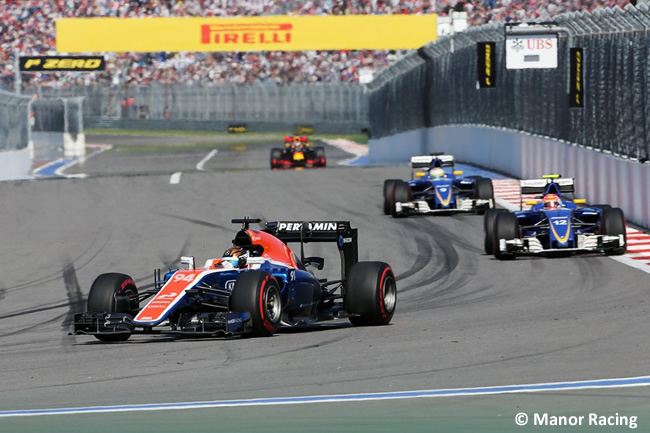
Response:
[0,89,32,152]
[367,4,650,162]
[28,83,368,134]
[31,97,84,137]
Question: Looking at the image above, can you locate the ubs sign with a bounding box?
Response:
[505,34,558,69]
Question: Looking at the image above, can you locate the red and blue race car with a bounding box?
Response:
[270,136,326,169]
[73,218,396,341]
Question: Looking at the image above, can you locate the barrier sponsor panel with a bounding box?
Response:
[19,56,105,72]
[56,15,437,52]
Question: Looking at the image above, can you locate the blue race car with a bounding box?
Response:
[384,154,494,217]
[484,175,627,259]
[73,218,396,341]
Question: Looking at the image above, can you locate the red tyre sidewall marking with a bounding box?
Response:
[119,279,136,294]
[259,275,276,333]
[378,267,392,320]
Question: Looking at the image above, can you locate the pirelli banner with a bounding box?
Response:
[56,15,437,52]
[569,48,584,108]
[19,55,105,72]
[476,42,496,88]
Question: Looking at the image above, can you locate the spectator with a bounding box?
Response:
[0,0,630,89]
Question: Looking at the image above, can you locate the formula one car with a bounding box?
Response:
[384,154,494,217]
[484,175,627,259]
[73,218,396,341]
[270,136,326,169]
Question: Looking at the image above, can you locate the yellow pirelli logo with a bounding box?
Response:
[19,56,105,71]
[56,15,437,52]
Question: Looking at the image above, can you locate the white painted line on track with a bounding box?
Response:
[196,149,218,171]
[170,172,182,184]
[2,375,649,418]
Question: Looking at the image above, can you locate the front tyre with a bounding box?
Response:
[270,148,283,169]
[601,207,627,256]
[87,273,139,342]
[391,181,411,218]
[493,212,519,260]
[383,179,400,215]
[483,208,508,255]
[474,178,494,215]
[346,262,396,326]
[230,271,282,337]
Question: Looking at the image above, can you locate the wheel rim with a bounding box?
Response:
[264,285,282,323]
[382,276,397,313]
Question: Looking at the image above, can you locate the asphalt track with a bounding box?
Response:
[1,135,649,432]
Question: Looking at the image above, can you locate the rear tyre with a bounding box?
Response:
[270,148,283,169]
[493,213,519,260]
[483,208,509,255]
[230,271,282,337]
[391,181,411,218]
[87,273,139,342]
[346,262,396,326]
[383,179,400,215]
[601,207,627,256]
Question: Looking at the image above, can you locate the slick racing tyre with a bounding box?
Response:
[483,208,509,255]
[346,262,396,326]
[601,207,627,256]
[591,204,612,211]
[314,146,327,167]
[270,148,283,169]
[230,271,282,337]
[493,212,519,260]
[391,181,412,218]
[383,179,401,215]
[474,178,494,214]
[87,273,139,342]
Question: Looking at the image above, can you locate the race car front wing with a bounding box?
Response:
[73,311,253,337]
[497,233,625,255]
[395,198,493,214]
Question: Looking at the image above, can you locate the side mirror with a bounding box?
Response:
[414,172,426,178]
[453,170,463,176]
[573,199,587,204]
[525,200,539,206]
[304,256,324,270]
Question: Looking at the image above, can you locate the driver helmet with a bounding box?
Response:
[543,193,560,210]
[222,246,249,268]
[429,167,445,179]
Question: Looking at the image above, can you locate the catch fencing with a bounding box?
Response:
[30,83,368,134]
[0,89,31,152]
[31,97,84,137]
[367,4,650,162]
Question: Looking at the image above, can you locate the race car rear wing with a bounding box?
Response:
[519,178,575,209]
[410,154,454,169]
[264,221,358,280]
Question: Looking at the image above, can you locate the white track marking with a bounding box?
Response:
[196,149,218,171]
[1,375,649,418]
[170,172,182,184]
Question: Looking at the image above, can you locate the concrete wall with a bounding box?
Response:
[369,125,650,229]
[0,146,33,181]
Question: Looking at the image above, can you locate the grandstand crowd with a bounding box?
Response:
[0,0,632,89]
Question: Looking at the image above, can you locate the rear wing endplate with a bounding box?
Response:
[264,221,358,279]
[410,154,454,169]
